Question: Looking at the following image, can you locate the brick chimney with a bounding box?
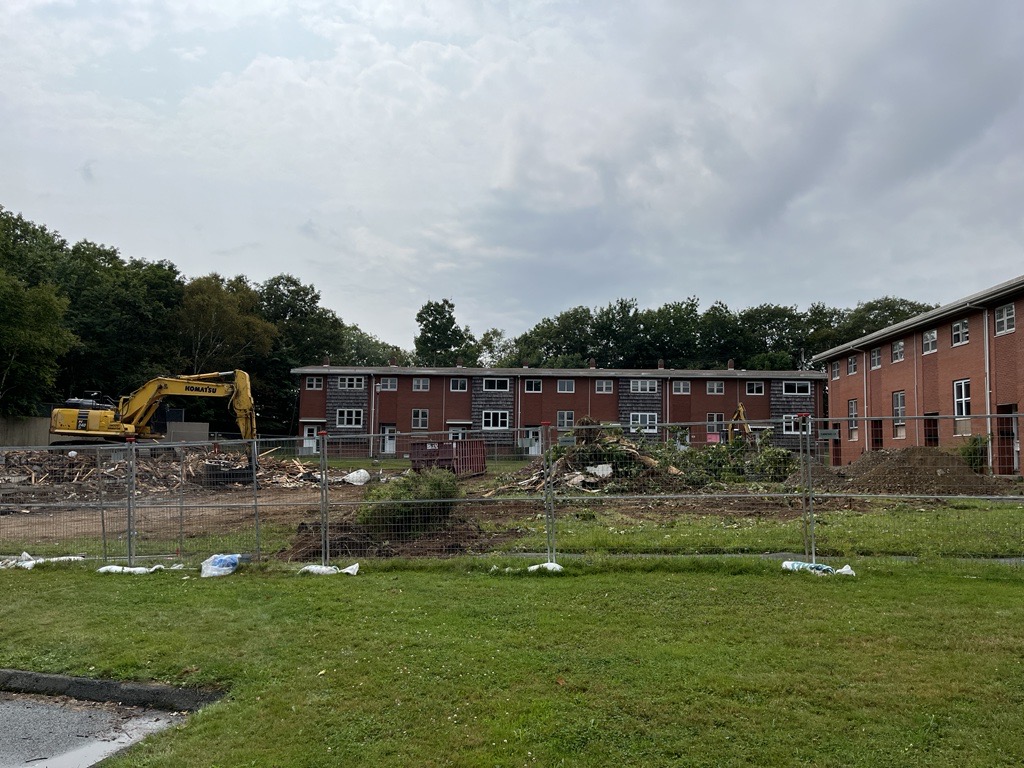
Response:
[727,359,734,370]
[589,358,596,369]
[657,359,665,369]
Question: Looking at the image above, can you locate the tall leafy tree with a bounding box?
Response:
[837,297,936,341]
[591,298,644,368]
[739,304,806,369]
[174,274,277,373]
[641,298,701,369]
[697,301,754,368]
[0,269,75,415]
[414,299,478,366]
[511,305,595,368]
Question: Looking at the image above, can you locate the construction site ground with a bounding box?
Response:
[1,445,1021,561]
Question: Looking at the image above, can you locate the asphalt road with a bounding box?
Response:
[0,691,182,767]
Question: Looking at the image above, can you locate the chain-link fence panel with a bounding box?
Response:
[3,413,1023,566]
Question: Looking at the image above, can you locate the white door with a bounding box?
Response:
[525,428,542,455]
[303,425,319,453]
[380,425,397,454]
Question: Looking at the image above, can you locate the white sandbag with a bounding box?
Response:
[527,561,563,573]
[342,469,371,485]
[97,564,166,575]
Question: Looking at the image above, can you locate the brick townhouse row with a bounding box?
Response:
[291,360,825,453]
[811,273,1024,475]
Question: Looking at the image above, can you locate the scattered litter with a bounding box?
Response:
[782,560,856,577]
[527,561,564,573]
[200,553,244,578]
[586,464,613,478]
[342,469,371,486]
[0,551,85,570]
[97,564,168,575]
[298,563,359,576]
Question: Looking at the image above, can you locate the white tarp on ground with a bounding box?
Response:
[298,563,359,576]
[0,552,85,569]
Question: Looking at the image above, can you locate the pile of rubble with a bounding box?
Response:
[483,434,683,496]
[805,447,1018,496]
[0,447,339,501]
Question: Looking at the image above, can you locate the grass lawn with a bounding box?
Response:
[3,557,1024,766]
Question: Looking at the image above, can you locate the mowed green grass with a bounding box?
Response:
[3,557,1024,767]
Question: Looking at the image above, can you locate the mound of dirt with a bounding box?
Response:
[800,446,1016,496]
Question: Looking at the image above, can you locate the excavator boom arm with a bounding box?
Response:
[51,370,257,440]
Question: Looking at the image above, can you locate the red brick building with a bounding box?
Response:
[811,274,1023,475]
[291,361,825,454]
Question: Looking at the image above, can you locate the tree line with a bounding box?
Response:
[1,206,934,434]
[413,295,935,372]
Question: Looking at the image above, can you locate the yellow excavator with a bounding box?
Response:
[727,402,754,445]
[50,370,257,441]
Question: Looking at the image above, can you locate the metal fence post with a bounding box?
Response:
[126,436,137,566]
[98,446,108,562]
[541,422,557,565]
[178,446,186,558]
[252,439,261,562]
[319,430,329,566]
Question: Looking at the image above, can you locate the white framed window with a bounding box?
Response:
[830,362,840,379]
[484,378,510,391]
[336,409,363,428]
[482,410,509,429]
[995,304,1016,335]
[953,379,971,435]
[783,381,811,396]
[450,378,467,392]
[525,379,542,393]
[630,412,658,433]
[411,409,429,429]
[847,356,858,375]
[595,379,614,394]
[782,415,804,435]
[557,379,575,393]
[922,329,937,354]
[746,381,764,396]
[847,399,859,441]
[338,376,365,389]
[672,380,690,395]
[952,319,969,346]
[305,376,323,390]
[706,380,724,395]
[870,348,881,369]
[379,377,397,391]
[706,413,725,434]
[891,340,904,363]
[412,377,430,391]
[630,379,658,393]
[556,410,574,429]
[892,391,906,439]
[448,426,468,440]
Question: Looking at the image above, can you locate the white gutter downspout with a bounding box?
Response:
[984,308,993,470]
[862,350,869,452]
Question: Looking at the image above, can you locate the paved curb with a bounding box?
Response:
[0,668,224,712]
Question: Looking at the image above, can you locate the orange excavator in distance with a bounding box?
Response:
[50,370,257,441]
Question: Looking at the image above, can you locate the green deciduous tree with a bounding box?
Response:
[174,274,277,374]
[0,269,75,416]
[414,299,479,366]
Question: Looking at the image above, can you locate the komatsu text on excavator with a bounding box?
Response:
[50,370,257,441]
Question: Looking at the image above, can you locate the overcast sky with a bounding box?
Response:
[2,1,1022,348]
